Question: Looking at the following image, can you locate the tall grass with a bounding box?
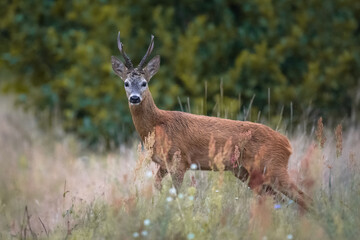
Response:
[0,96,359,240]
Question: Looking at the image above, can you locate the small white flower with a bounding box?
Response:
[190,163,198,170]
[215,190,219,193]
[141,230,148,236]
[187,233,195,239]
[169,187,177,195]
[178,193,184,199]
[133,232,139,238]
[144,219,150,226]
[145,170,152,178]
[274,204,281,209]
[235,197,239,200]
[166,196,173,202]
[188,196,194,201]
[287,234,293,239]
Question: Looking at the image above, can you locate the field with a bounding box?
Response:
[0,97,359,240]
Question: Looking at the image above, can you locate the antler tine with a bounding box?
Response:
[138,35,154,70]
[117,31,133,69]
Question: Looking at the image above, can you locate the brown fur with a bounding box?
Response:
[129,89,312,210]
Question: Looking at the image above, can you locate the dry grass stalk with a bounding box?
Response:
[249,196,272,237]
[349,152,356,169]
[169,150,182,174]
[230,145,240,168]
[208,135,216,159]
[298,143,323,195]
[316,117,326,148]
[208,138,232,185]
[237,130,252,167]
[134,131,155,181]
[335,124,343,158]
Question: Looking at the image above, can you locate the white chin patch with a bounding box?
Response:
[129,102,141,106]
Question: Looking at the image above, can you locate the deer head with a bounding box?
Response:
[111,32,160,105]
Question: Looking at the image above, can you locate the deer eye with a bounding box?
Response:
[141,81,147,87]
[124,82,129,87]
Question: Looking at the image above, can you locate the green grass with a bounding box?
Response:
[0,97,359,240]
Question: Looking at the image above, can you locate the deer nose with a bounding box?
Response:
[129,95,141,104]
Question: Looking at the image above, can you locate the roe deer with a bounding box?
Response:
[111,32,312,210]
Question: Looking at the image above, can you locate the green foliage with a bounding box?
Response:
[1,0,360,147]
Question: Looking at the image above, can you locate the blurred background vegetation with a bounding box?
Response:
[1,0,360,149]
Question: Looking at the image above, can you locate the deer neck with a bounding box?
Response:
[129,90,162,141]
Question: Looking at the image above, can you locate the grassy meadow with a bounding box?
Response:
[0,97,359,240]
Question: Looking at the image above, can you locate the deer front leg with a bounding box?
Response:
[170,170,186,191]
[154,167,168,190]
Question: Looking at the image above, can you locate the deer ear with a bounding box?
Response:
[144,55,160,81]
[111,56,127,80]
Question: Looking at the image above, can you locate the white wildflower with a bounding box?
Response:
[144,219,150,226]
[169,187,177,195]
[190,163,198,170]
[145,170,152,178]
[187,233,195,239]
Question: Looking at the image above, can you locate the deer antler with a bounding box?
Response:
[138,35,154,70]
[117,31,133,69]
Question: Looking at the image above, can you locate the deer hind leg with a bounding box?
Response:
[233,166,288,206]
[243,166,284,202]
[260,185,284,201]
[271,172,313,210]
[233,166,249,182]
[233,166,272,194]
